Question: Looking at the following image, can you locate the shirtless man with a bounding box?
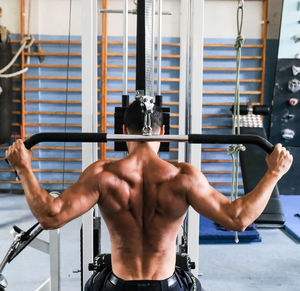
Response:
[6,101,293,291]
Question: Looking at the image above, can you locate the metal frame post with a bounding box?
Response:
[136,0,154,97]
[32,229,60,291]
[123,0,129,95]
[49,229,60,291]
[81,0,98,286]
[179,0,189,163]
[157,0,163,95]
[187,0,204,277]
[152,0,156,93]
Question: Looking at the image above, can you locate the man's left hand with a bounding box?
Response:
[6,139,33,171]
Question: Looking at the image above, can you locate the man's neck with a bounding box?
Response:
[126,141,160,156]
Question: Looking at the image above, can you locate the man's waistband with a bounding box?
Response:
[108,272,178,289]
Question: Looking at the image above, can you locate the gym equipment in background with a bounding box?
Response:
[239,114,285,227]
[268,0,300,195]
[0,33,13,144]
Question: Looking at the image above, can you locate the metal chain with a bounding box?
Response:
[135,90,155,136]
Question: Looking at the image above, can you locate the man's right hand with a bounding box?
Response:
[265,143,293,179]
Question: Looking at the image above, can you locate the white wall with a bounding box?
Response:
[0,0,20,33]
[0,0,280,39]
[204,1,263,39]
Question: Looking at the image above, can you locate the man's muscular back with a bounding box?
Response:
[97,147,190,280]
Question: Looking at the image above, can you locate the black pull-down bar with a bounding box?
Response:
[22,132,274,154]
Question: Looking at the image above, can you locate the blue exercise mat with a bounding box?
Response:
[199,215,261,244]
[280,195,300,242]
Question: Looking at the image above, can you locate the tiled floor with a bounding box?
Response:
[0,194,299,291]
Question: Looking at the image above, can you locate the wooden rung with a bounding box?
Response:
[24,88,82,92]
[0,180,75,184]
[170,148,178,152]
[203,102,260,106]
[202,171,240,174]
[29,146,82,150]
[39,181,76,184]
[203,67,262,72]
[0,157,80,162]
[202,160,232,163]
[26,123,82,127]
[11,39,83,45]
[32,158,82,162]
[202,148,227,152]
[202,114,231,118]
[23,52,82,57]
[204,44,263,48]
[204,79,261,83]
[203,125,231,129]
[210,182,243,186]
[0,169,81,173]
[203,91,261,95]
[204,56,262,60]
[25,99,82,104]
[25,64,82,69]
[25,76,87,81]
[25,111,82,116]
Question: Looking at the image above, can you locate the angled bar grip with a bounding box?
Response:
[188,134,274,154]
[23,132,108,149]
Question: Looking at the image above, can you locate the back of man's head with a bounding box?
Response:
[124,100,163,134]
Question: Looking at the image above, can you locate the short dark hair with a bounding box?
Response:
[124,100,163,134]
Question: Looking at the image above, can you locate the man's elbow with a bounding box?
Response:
[229,200,251,232]
[230,217,249,232]
[39,219,62,230]
[38,205,64,230]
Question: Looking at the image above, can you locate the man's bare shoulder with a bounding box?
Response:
[174,162,207,189]
[175,162,201,176]
[80,159,112,180]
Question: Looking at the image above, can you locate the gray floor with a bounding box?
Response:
[0,194,299,291]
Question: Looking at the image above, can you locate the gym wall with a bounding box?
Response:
[0,0,282,194]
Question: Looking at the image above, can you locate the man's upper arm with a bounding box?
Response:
[181,163,237,230]
[46,162,103,228]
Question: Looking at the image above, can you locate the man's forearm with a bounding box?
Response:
[232,170,280,229]
[17,167,57,224]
